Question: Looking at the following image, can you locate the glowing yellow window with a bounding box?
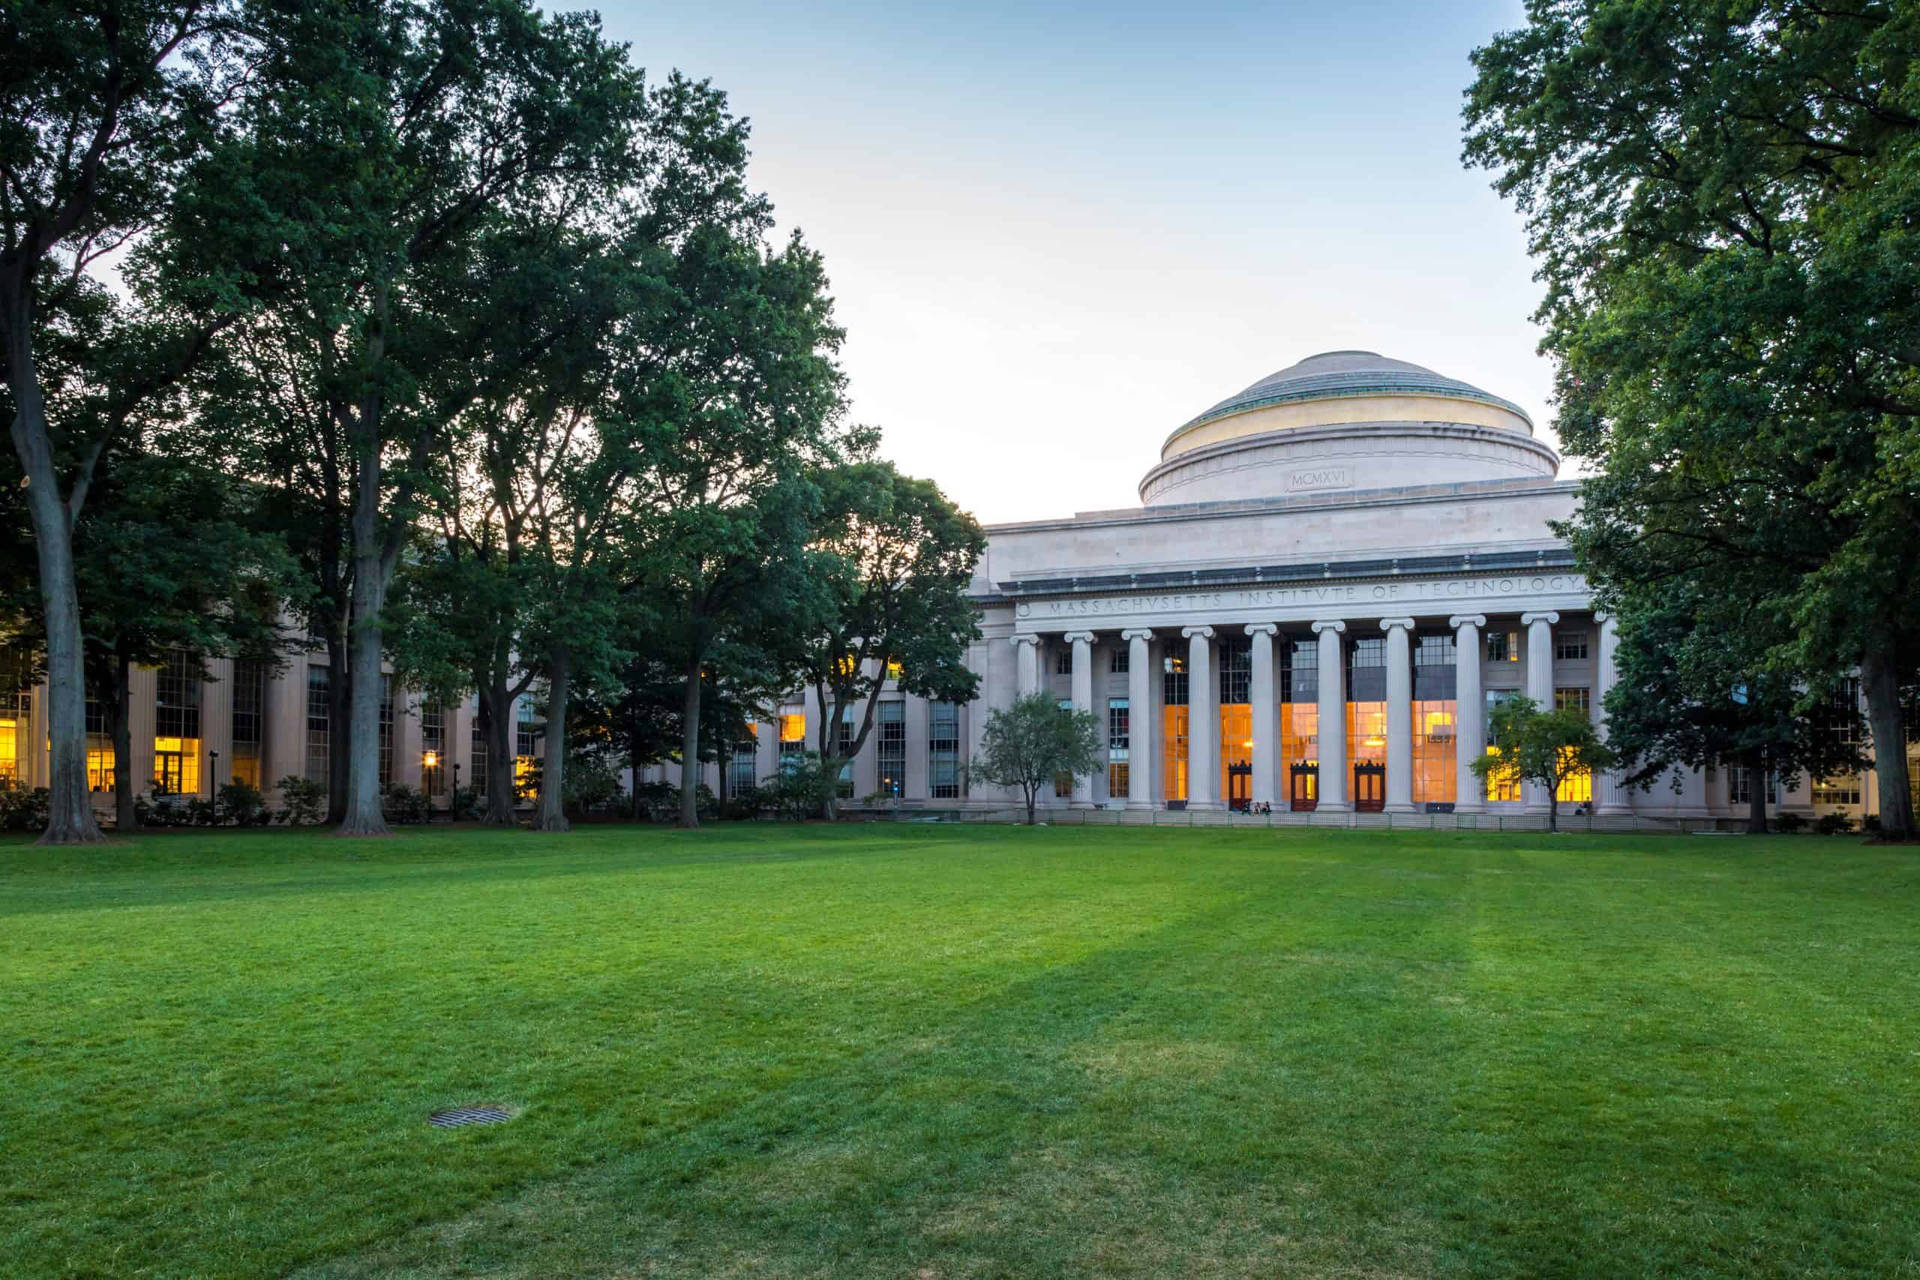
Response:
[885,659,903,681]
[1484,745,1521,803]
[152,736,201,796]
[1556,748,1592,803]
[779,713,805,743]
[0,716,18,782]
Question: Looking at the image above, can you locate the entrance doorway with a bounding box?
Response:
[1289,761,1318,812]
[1226,760,1251,811]
[1353,760,1385,812]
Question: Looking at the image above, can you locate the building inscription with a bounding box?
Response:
[1017,574,1588,621]
[1283,466,1353,492]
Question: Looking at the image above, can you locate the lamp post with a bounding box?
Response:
[208,748,219,799]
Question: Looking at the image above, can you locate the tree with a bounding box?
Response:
[0,1,261,843]
[972,692,1102,826]
[1465,0,1920,838]
[800,461,984,816]
[225,0,646,836]
[1472,696,1618,833]
[1602,582,1863,834]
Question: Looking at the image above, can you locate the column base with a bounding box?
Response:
[1453,802,1486,815]
[1315,801,1353,814]
[1186,799,1225,812]
[1385,802,1416,814]
[1126,799,1158,811]
[1594,804,1632,816]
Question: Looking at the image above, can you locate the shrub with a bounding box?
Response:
[0,779,50,832]
[1814,812,1855,836]
[449,785,480,820]
[1771,811,1807,834]
[217,783,270,827]
[1863,813,1883,835]
[382,784,431,825]
[761,753,839,820]
[632,780,716,823]
[274,775,327,826]
[563,751,626,817]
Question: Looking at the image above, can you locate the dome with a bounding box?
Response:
[1181,350,1532,436]
[1139,349,1558,506]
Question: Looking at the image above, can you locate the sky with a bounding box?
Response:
[595,0,1550,525]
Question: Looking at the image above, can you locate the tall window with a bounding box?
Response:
[419,700,445,795]
[1811,679,1862,805]
[1110,646,1129,675]
[834,706,856,798]
[153,650,202,796]
[1054,697,1073,797]
[876,701,905,797]
[470,706,490,799]
[1487,630,1519,663]
[231,660,265,789]
[306,666,330,788]
[779,712,806,771]
[86,696,114,792]
[1728,765,1777,807]
[0,647,28,783]
[1162,654,1188,802]
[1555,687,1591,715]
[515,699,539,800]
[1108,696,1130,797]
[1554,632,1590,661]
[1347,638,1387,807]
[1054,647,1073,675]
[1484,689,1523,801]
[728,733,758,798]
[378,675,395,791]
[1281,639,1318,804]
[1218,639,1250,705]
[929,702,961,798]
[1411,633,1456,805]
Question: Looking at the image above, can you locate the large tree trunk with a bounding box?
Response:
[1860,647,1914,840]
[1548,792,1559,833]
[1743,746,1768,836]
[335,486,391,837]
[477,679,517,825]
[535,644,571,832]
[679,648,703,829]
[6,317,104,845]
[110,647,137,833]
[325,630,350,824]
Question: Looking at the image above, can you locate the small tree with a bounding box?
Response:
[1471,695,1618,833]
[972,693,1102,826]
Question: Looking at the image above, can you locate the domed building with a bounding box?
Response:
[737,349,1845,826]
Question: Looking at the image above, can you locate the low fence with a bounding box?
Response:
[846,805,1730,834]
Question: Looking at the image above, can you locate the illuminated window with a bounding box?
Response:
[231,660,265,789]
[1162,705,1189,802]
[306,666,330,788]
[884,659,903,682]
[86,696,114,792]
[1555,687,1591,715]
[1555,748,1592,803]
[1282,638,1319,810]
[876,701,905,797]
[1812,777,1862,807]
[0,647,27,783]
[420,700,445,795]
[153,650,202,796]
[929,702,961,798]
[1162,653,1188,707]
[1488,630,1520,662]
[1411,634,1457,804]
[779,711,806,772]
[1484,690,1524,802]
[515,699,539,801]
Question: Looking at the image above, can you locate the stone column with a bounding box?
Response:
[1521,611,1560,812]
[1450,615,1486,813]
[1183,626,1219,810]
[1012,634,1040,697]
[1381,618,1416,813]
[1066,631,1096,806]
[1593,612,1631,814]
[1312,620,1349,812]
[1246,624,1278,808]
[1123,629,1155,809]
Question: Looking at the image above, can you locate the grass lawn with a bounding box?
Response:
[3,824,1918,1278]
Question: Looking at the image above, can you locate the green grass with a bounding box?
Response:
[3,824,1918,1278]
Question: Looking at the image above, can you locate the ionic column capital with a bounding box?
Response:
[1010,633,1040,649]
[1310,619,1347,635]
[1181,625,1215,640]
[1378,617,1416,633]
[1521,610,1561,627]
[1062,631,1096,645]
[1120,628,1155,643]
[1243,622,1278,638]
[1449,613,1487,630]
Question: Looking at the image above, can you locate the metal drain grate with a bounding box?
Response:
[428,1105,514,1129]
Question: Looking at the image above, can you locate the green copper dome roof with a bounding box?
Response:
[1178,350,1532,434]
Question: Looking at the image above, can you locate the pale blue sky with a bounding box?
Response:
[596,1,1548,523]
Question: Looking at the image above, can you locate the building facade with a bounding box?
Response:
[2,350,1908,825]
